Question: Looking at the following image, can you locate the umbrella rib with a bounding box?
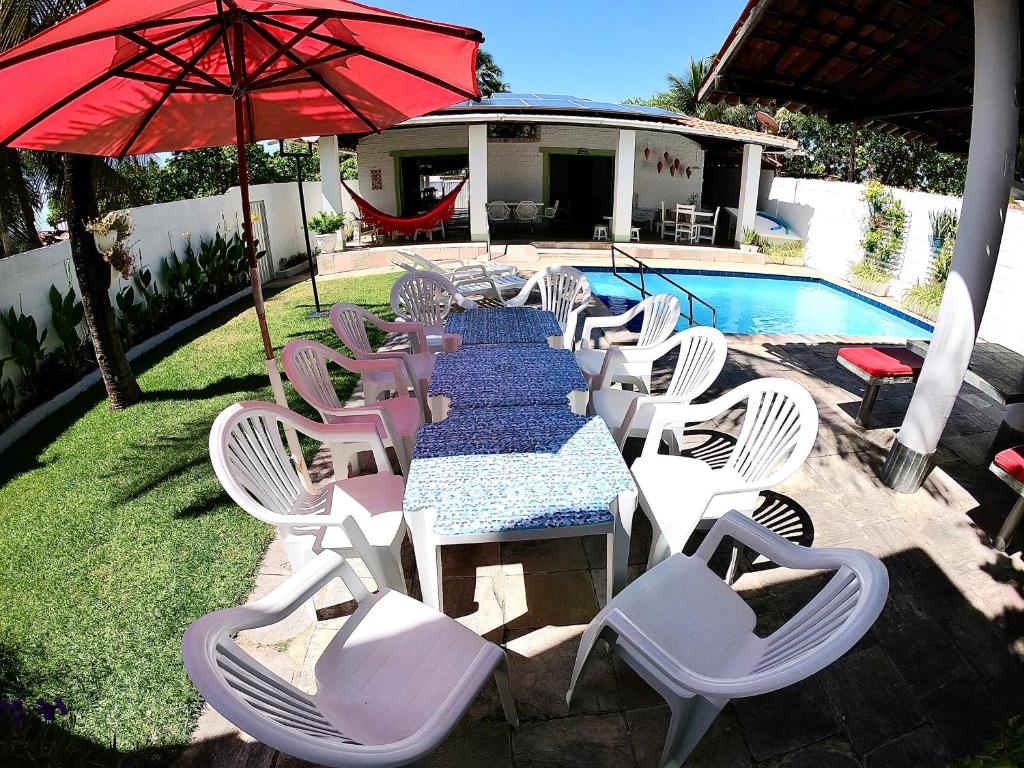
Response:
[249,49,356,90]
[123,30,229,91]
[244,19,381,134]
[116,30,225,158]
[256,16,478,100]
[119,71,223,93]
[0,18,220,148]
[0,15,219,72]
[248,9,483,42]
[215,0,235,81]
[246,15,328,83]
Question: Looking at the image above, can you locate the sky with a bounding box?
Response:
[380,0,747,103]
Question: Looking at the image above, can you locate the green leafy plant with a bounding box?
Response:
[47,285,84,366]
[902,282,944,320]
[850,258,891,285]
[859,179,906,278]
[308,211,345,235]
[950,716,1024,767]
[761,240,805,266]
[114,285,146,345]
[933,237,954,284]
[0,307,47,395]
[740,226,760,246]
[0,376,16,429]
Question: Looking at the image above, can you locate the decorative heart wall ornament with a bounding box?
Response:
[685,166,692,178]
[673,158,680,170]
[657,161,663,173]
[669,165,675,176]
[664,151,670,161]
[644,147,651,159]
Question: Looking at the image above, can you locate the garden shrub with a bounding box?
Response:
[853,179,907,285]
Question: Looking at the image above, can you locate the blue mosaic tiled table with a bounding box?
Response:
[446,307,563,345]
[404,406,637,610]
[428,344,588,413]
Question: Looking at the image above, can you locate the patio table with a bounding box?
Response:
[446,307,563,346]
[403,405,637,611]
[428,343,589,419]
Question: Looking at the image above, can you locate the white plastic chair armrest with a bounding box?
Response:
[504,271,542,307]
[581,299,650,348]
[329,404,402,450]
[619,395,692,448]
[695,510,852,570]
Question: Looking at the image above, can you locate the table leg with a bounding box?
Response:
[607,489,638,602]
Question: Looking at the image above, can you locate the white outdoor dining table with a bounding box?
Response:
[403,405,637,612]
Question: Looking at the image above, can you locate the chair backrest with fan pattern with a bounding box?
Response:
[390,271,459,327]
[636,294,682,348]
[664,326,728,401]
[329,303,374,357]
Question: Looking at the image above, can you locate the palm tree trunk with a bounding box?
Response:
[64,152,142,409]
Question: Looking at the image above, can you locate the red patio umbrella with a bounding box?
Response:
[0,0,482,437]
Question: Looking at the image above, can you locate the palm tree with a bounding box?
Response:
[476,49,509,97]
[1,0,143,408]
[0,147,42,257]
[666,56,714,116]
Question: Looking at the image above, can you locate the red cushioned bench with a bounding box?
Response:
[991,445,1024,551]
[836,346,925,427]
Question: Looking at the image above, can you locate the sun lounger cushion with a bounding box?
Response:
[994,445,1024,484]
[838,347,924,378]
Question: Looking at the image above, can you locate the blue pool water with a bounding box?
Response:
[582,269,932,338]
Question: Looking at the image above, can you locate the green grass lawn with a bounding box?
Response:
[0,272,400,765]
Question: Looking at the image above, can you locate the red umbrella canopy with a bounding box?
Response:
[0,0,482,156]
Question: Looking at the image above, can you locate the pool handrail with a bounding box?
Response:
[609,245,718,328]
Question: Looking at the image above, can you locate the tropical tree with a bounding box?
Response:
[475,48,509,97]
[0,148,42,257]
[1,0,143,408]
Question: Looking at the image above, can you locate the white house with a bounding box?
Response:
[318,93,797,245]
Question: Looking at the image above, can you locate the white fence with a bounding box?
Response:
[760,176,1024,355]
[0,180,325,366]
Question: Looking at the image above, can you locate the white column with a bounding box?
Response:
[468,124,489,242]
[611,129,637,242]
[883,0,1020,492]
[735,143,762,246]
[318,135,342,215]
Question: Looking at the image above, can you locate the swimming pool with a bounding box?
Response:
[581,268,932,338]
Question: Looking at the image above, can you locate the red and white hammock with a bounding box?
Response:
[343,177,467,237]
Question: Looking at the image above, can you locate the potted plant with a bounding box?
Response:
[739,227,760,253]
[85,210,133,255]
[308,211,345,254]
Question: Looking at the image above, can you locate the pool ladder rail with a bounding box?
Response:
[609,245,718,328]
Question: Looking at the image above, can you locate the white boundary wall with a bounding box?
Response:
[0,180,323,363]
[760,176,1024,355]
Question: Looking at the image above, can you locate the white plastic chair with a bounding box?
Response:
[505,265,592,349]
[576,294,683,392]
[329,303,447,420]
[567,511,888,768]
[694,206,721,245]
[183,549,518,768]
[592,326,728,448]
[390,271,479,353]
[283,340,422,477]
[632,378,819,574]
[209,401,407,594]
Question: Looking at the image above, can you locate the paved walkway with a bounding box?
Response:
[176,330,1024,768]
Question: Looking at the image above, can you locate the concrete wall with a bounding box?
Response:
[0,181,321,365]
[355,124,705,215]
[760,176,1024,355]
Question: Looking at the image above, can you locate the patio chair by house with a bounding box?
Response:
[486,201,511,231]
[674,204,697,244]
[390,271,479,353]
[209,402,407,594]
[659,201,677,240]
[329,303,439,419]
[575,294,682,392]
[567,511,887,768]
[694,206,721,245]
[183,549,518,768]
[283,341,422,477]
[514,200,542,232]
[592,326,727,448]
[541,200,560,227]
[631,378,818,577]
[504,265,592,349]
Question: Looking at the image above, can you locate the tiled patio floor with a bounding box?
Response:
[176,334,1024,768]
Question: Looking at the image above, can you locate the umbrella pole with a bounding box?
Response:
[234,97,311,487]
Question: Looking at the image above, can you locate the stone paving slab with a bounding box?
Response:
[177,333,1024,768]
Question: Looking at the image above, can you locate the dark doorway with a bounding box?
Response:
[548,153,614,231]
[398,153,469,215]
